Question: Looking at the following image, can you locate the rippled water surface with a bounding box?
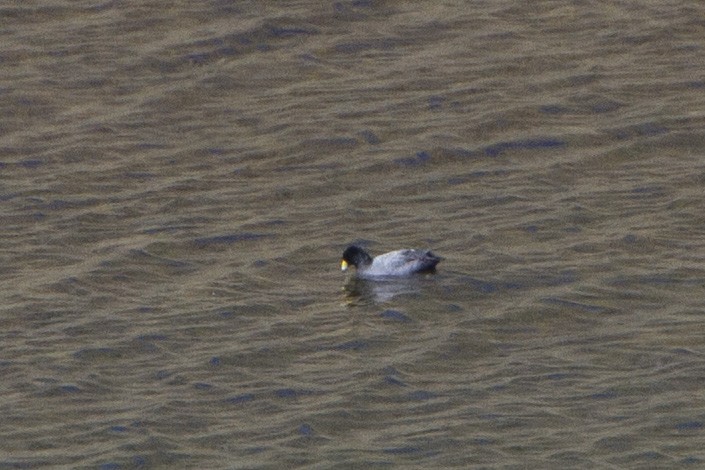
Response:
[2,1,705,468]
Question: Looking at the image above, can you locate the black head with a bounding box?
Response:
[341,245,373,270]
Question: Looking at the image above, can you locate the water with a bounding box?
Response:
[2,1,705,468]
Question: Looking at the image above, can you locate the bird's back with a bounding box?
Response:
[363,249,440,277]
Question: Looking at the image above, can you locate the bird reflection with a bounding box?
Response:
[342,275,428,304]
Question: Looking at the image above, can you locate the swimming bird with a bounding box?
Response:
[340,245,441,277]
